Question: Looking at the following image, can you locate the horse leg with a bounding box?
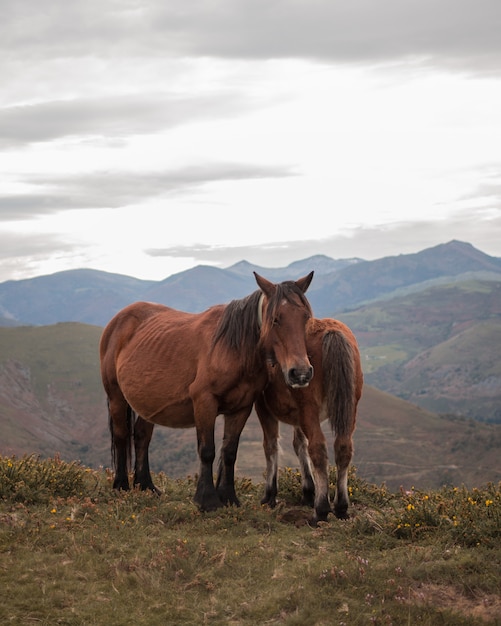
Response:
[133,416,161,494]
[216,408,251,506]
[300,415,331,524]
[333,434,353,519]
[292,427,315,507]
[255,396,280,507]
[108,393,132,491]
[191,397,222,511]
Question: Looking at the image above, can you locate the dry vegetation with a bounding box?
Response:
[1,455,500,625]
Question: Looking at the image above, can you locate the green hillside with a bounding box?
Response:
[0,323,109,467]
[340,280,501,422]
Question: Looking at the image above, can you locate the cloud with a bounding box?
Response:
[0,92,249,148]
[0,230,82,282]
[3,0,501,74]
[144,211,501,269]
[0,163,297,218]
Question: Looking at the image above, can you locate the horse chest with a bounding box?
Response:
[215,376,265,414]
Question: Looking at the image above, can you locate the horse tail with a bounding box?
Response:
[108,398,136,472]
[322,330,357,438]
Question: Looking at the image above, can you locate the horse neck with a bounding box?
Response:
[211,291,264,375]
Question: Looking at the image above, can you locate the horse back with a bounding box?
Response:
[100,302,209,391]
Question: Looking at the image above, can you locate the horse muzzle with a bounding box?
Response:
[285,365,314,388]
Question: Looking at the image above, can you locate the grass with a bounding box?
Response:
[1,456,500,625]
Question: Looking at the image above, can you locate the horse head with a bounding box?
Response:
[254,271,314,388]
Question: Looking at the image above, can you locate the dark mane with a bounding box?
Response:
[211,281,312,375]
[211,290,263,373]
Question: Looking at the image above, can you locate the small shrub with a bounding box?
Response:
[0,454,90,504]
[392,483,501,547]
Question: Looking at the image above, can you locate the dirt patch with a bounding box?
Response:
[410,582,501,622]
[277,508,313,527]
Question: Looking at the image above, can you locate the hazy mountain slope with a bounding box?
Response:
[0,269,155,326]
[0,323,109,466]
[340,280,501,422]
[227,255,362,281]
[142,265,253,313]
[389,319,501,421]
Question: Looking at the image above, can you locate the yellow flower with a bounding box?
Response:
[50,508,57,514]
[485,499,493,507]
[406,504,415,511]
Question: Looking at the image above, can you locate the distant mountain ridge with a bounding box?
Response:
[1,240,500,326]
[227,255,362,280]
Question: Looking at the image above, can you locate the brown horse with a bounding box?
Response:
[99,272,314,512]
[255,317,363,524]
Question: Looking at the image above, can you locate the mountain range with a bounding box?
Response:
[2,240,501,327]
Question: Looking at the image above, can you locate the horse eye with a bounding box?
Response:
[272,317,280,327]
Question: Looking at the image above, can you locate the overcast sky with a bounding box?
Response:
[1,0,501,283]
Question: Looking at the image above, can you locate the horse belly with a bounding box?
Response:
[147,399,195,428]
[122,378,195,427]
[117,355,196,427]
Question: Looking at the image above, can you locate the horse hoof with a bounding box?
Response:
[216,489,241,508]
[200,501,224,512]
[311,511,331,526]
[113,479,130,491]
[301,490,315,508]
[219,495,241,508]
[195,494,224,512]
[334,508,350,520]
[260,496,277,508]
[134,482,162,496]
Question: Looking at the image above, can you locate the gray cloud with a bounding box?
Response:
[145,211,501,269]
[0,163,296,218]
[0,232,75,259]
[3,0,500,73]
[0,230,81,282]
[0,92,248,148]
[460,177,501,203]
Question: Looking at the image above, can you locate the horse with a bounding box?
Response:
[254,317,363,524]
[99,271,314,512]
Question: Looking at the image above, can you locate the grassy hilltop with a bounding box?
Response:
[1,455,500,625]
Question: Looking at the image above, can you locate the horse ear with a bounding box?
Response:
[253,272,276,297]
[295,271,314,294]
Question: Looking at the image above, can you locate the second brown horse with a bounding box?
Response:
[255,317,363,524]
